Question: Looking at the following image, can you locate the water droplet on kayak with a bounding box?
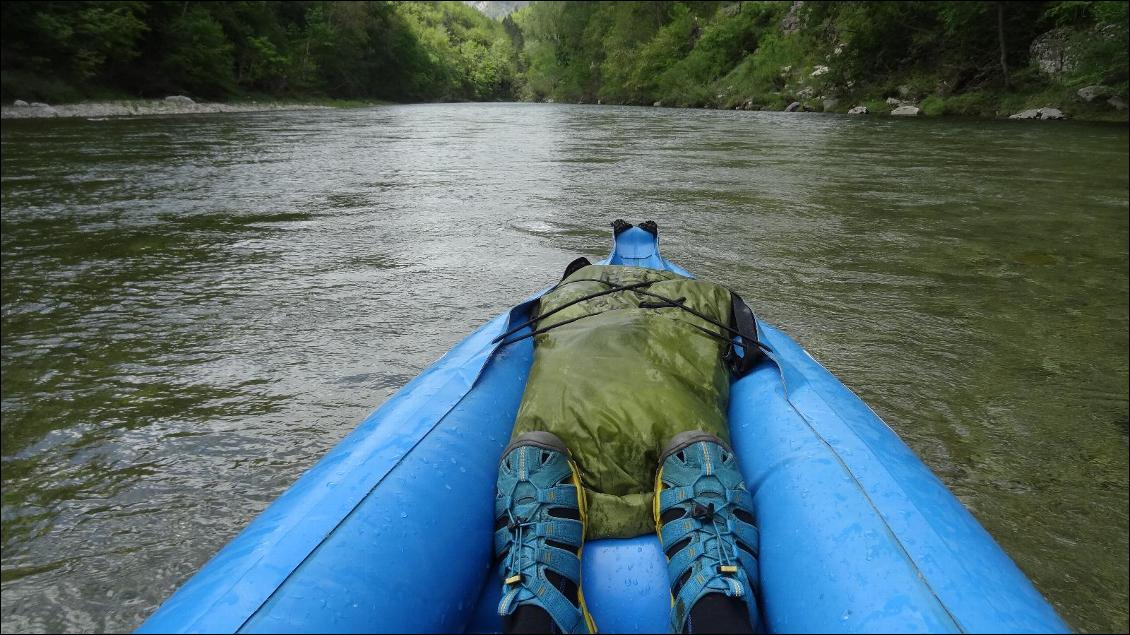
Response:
[401,512,408,518]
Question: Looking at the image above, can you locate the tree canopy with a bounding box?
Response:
[2,1,1126,113]
[1,1,519,102]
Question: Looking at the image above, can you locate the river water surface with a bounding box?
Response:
[1,104,1127,632]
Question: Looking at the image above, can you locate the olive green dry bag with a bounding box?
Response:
[510,264,744,539]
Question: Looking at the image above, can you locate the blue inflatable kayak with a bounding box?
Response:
[138,225,1068,634]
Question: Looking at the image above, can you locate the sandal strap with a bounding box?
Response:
[538,484,578,507]
[537,544,581,582]
[493,519,585,558]
[728,487,753,510]
[658,485,696,509]
[666,540,710,582]
[658,485,751,518]
[730,516,759,556]
[497,543,581,588]
[498,568,587,633]
[532,519,584,547]
[660,515,699,547]
[495,484,579,519]
[493,526,511,559]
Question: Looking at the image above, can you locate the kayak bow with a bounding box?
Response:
[139,224,1068,634]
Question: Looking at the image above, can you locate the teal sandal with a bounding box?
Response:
[654,431,761,633]
[495,432,596,634]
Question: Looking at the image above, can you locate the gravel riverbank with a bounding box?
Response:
[1,96,332,120]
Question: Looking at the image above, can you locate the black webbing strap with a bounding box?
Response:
[725,293,762,376]
[491,280,657,344]
[496,273,767,377]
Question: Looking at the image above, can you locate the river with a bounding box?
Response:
[1,103,1127,633]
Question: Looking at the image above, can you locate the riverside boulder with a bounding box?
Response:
[1077,86,1111,102]
[29,102,57,116]
[1009,107,1065,120]
[1030,28,1077,77]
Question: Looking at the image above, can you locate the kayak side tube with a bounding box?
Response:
[734,324,1070,633]
[138,299,542,633]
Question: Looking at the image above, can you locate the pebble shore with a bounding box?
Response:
[2,97,332,120]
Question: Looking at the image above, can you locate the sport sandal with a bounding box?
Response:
[654,431,761,633]
[495,431,596,633]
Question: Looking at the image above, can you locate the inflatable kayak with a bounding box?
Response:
[138,224,1068,634]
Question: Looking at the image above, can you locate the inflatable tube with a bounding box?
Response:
[139,225,1068,634]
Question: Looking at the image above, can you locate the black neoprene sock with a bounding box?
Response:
[683,593,756,634]
[505,605,559,634]
[504,593,755,634]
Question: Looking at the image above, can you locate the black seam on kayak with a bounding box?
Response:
[235,372,491,633]
[761,348,967,634]
[232,321,535,633]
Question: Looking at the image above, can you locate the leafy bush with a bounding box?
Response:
[919,95,946,116]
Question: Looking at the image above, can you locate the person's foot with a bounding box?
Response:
[495,431,595,634]
[655,431,761,634]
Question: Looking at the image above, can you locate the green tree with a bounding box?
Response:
[161,5,237,97]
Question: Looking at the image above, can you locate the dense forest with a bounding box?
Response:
[513,1,1128,116]
[0,1,519,102]
[2,1,1127,118]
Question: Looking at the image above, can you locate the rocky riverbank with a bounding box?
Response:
[1,95,334,120]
